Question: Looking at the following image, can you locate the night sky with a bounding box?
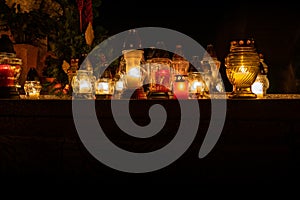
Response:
[97,0,300,93]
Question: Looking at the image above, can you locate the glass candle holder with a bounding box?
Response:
[251,74,269,98]
[95,78,115,99]
[225,39,260,98]
[122,49,145,89]
[188,72,208,99]
[24,81,42,99]
[172,74,189,99]
[71,69,96,99]
[148,57,172,93]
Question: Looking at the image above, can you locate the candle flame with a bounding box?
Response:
[239,65,247,73]
[128,67,141,78]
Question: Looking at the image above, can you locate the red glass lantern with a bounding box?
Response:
[172,74,189,99]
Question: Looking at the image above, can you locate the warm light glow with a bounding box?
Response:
[191,81,203,93]
[126,66,142,89]
[234,66,250,84]
[239,65,247,73]
[95,82,109,94]
[24,81,41,99]
[29,91,39,99]
[123,49,144,89]
[127,67,141,78]
[178,82,186,90]
[115,80,124,91]
[173,81,188,99]
[216,82,224,92]
[251,81,263,98]
[79,80,92,93]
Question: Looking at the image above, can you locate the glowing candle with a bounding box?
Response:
[126,66,141,89]
[95,79,114,95]
[191,81,204,93]
[123,49,144,89]
[115,80,124,92]
[251,81,263,98]
[233,65,249,84]
[29,89,39,99]
[79,80,91,93]
[96,82,109,94]
[173,75,189,99]
[0,64,15,87]
[24,81,41,99]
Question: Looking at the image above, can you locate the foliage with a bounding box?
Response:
[1,0,112,95]
[41,55,70,96]
[42,55,67,81]
[0,1,56,45]
[1,0,108,61]
[48,0,109,62]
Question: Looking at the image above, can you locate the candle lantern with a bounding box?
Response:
[0,52,22,99]
[122,49,147,99]
[123,49,144,88]
[147,57,172,99]
[201,44,223,93]
[251,53,270,98]
[225,39,260,98]
[95,78,115,100]
[188,72,209,99]
[172,74,189,99]
[71,69,96,99]
[112,71,125,99]
[251,74,269,98]
[23,80,42,99]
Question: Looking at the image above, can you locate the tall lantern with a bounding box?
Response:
[121,29,146,99]
[225,39,260,98]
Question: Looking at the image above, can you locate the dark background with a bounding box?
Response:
[96,0,300,93]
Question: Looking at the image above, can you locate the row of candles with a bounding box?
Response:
[0,35,269,100]
[70,41,269,100]
[71,47,219,100]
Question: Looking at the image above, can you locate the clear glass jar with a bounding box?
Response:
[71,69,96,99]
[251,74,270,98]
[122,49,145,89]
[188,72,209,99]
[225,39,260,98]
[95,78,115,99]
[147,57,172,93]
[24,80,42,99]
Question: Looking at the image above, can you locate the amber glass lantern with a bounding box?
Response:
[95,78,115,99]
[24,80,42,99]
[225,39,260,98]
